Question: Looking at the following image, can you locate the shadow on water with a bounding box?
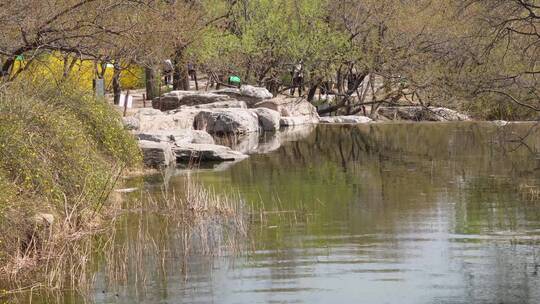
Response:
[19,122,540,304]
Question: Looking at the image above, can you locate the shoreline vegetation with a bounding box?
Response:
[0,80,141,294]
[0,77,251,296]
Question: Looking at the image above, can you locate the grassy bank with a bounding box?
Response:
[0,80,141,290]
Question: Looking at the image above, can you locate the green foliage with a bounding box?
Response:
[0,80,141,207]
[0,80,142,278]
[36,82,142,167]
[198,0,348,84]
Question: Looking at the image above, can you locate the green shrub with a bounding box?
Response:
[33,82,142,167]
[0,80,142,275]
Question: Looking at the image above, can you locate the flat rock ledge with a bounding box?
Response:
[174,144,248,162]
[136,130,247,167]
[376,106,470,122]
[319,116,372,124]
[135,130,215,145]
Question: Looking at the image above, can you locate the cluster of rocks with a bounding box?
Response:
[125,86,321,168]
[375,106,471,122]
[125,85,472,168]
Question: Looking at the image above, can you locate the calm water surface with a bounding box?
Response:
[55,123,540,303]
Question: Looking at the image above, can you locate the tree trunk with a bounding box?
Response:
[336,66,343,94]
[173,48,189,90]
[193,70,199,91]
[1,58,14,81]
[307,84,318,102]
[112,63,121,105]
[145,67,159,100]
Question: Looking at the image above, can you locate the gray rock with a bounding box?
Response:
[136,113,177,131]
[153,91,235,111]
[174,144,248,162]
[240,85,273,100]
[255,96,318,117]
[280,116,319,127]
[136,131,178,143]
[135,108,163,117]
[122,116,140,130]
[182,100,247,109]
[255,96,319,126]
[193,109,260,134]
[251,108,281,131]
[133,107,204,132]
[139,140,176,168]
[214,86,273,106]
[376,106,470,121]
[136,130,215,146]
[191,130,215,144]
[171,109,203,130]
[319,116,372,124]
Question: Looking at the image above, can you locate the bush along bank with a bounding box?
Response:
[0,80,142,292]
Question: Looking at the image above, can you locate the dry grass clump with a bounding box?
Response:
[97,179,249,296]
[1,179,249,302]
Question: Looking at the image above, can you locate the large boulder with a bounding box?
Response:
[131,108,179,131]
[132,107,204,132]
[134,112,176,131]
[170,109,203,130]
[255,96,319,126]
[376,106,470,122]
[193,109,260,134]
[152,91,236,111]
[215,85,273,106]
[174,144,248,162]
[240,85,273,100]
[319,115,372,124]
[251,108,281,131]
[138,140,175,168]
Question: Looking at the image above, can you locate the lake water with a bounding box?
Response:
[43,122,540,303]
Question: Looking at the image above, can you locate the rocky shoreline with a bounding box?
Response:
[123,86,472,168]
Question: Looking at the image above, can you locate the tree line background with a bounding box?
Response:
[0,0,538,119]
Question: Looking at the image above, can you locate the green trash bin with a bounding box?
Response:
[228,75,241,87]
